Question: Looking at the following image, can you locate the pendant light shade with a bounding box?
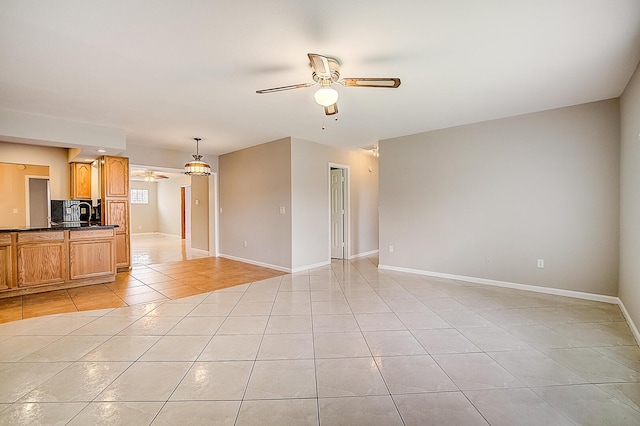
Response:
[184,137,211,176]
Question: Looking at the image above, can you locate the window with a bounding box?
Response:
[131,188,149,204]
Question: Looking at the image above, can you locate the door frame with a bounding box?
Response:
[328,162,350,260]
[181,186,186,239]
[25,175,51,227]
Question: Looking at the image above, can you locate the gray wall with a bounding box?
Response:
[157,174,191,237]
[379,99,620,296]
[190,175,209,251]
[130,180,158,233]
[219,137,292,269]
[620,62,640,329]
[291,138,379,270]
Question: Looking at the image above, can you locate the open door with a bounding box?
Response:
[27,177,50,227]
[330,167,346,259]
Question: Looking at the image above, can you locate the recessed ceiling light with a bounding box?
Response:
[97,149,106,153]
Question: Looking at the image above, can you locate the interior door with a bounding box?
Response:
[28,178,50,227]
[330,168,345,259]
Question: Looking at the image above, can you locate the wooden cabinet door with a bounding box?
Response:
[104,200,130,269]
[114,233,130,268]
[102,156,129,198]
[70,162,92,200]
[0,245,11,290]
[69,240,115,280]
[104,200,129,235]
[17,242,67,287]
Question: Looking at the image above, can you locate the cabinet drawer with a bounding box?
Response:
[69,229,114,240]
[18,231,64,243]
[0,234,12,245]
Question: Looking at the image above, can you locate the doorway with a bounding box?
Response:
[330,165,348,259]
[26,177,50,227]
[181,185,192,240]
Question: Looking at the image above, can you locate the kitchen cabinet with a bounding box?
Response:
[16,231,67,287]
[102,156,129,197]
[101,156,131,271]
[0,226,117,297]
[68,229,115,280]
[70,162,92,200]
[0,233,14,290]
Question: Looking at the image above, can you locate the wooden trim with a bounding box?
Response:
[17,231,64,243]
[181,186,186,239]
[69,229,115,240]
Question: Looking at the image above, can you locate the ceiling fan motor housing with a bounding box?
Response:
[312,57,341,83]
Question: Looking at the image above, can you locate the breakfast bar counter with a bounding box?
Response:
[0,225,118,298]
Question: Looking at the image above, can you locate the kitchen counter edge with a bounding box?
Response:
[0,224,119,233]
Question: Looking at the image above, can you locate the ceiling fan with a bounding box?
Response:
[131,169,169,182]
[256,53,401,116]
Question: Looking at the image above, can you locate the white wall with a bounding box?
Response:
[122,143,219,172]
[0,109,126,152]
[130,181,158,233]
[157,174,191,236]
[620,62,640,332]
[219,137,292,270]
[291,138,379,270]
[379,99,620,297]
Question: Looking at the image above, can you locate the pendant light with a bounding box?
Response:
[184,137,211,176]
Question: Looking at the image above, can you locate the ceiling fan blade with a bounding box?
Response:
[324,103,338,116]
[308,53,332,79]
[256,82,315,94]
[339,78,401,88]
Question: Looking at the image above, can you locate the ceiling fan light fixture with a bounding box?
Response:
[184,138,211,176]
[314,86,339,107]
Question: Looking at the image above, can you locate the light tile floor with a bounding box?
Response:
[0,258,639,425]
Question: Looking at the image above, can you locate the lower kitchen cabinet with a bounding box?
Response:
[17,231,67,287]
[69,229,116,280]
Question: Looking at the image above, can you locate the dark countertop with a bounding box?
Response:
[0,223,118,233]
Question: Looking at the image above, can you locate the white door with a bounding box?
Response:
[330,168,345,259]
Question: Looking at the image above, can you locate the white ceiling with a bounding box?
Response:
[1,1,639,156]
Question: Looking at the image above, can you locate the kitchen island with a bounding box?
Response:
[0,224,118,298]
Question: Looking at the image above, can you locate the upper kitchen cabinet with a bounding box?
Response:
[102,156,129,198]
[70,162,92,200]
[100,155,131,271]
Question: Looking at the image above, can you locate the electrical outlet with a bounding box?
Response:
[485,254,492,263]
[389,245,394,253]
[12,208,18,214]
[537,259,545,268]
[279,206,286,215]
[243,241,248,248]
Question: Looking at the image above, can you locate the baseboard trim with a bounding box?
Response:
[219,254,291,273]
[155,232,181,238]
[617,299,640,346]
[377,264,620,304]
[349,249,379,260]
[131,232,182,238]
[292,261,332,274]
[191,248,209,255]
